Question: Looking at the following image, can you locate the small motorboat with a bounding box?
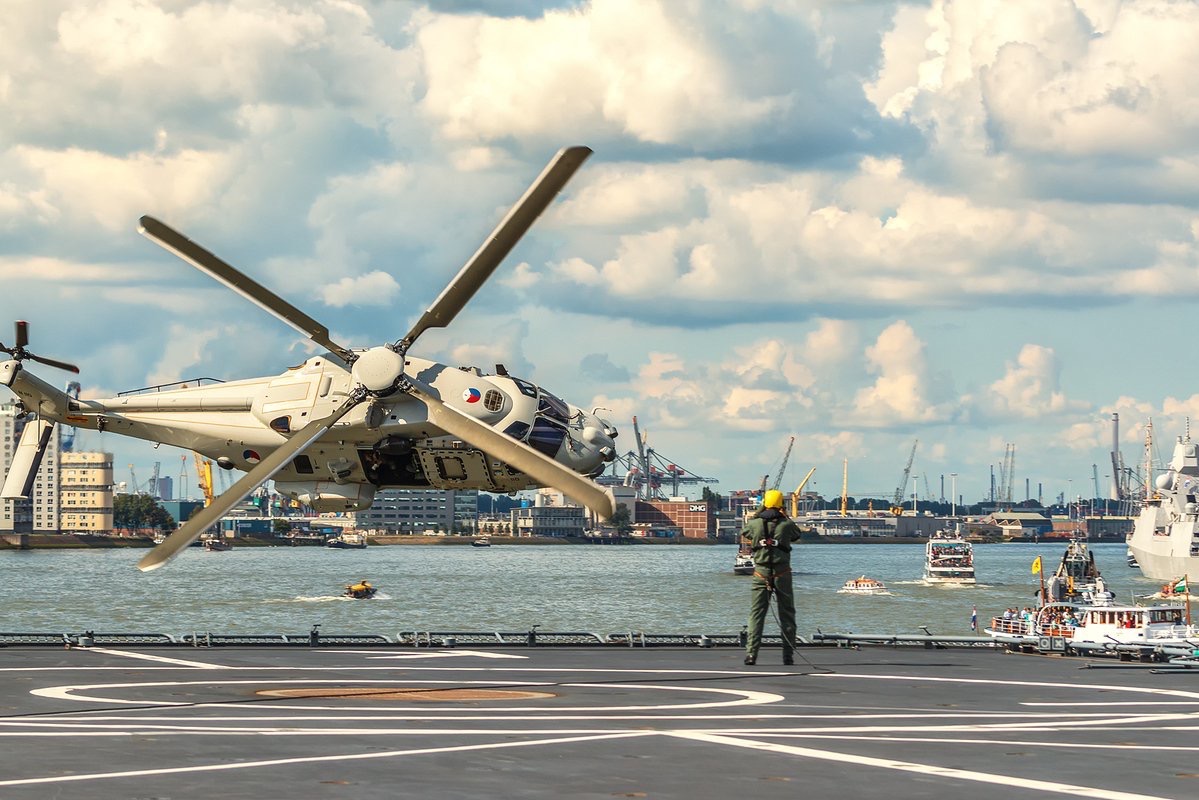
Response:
[344,581,377,600]
[472,537,491,548]
[326,532,368,549]
[202,536,232,552]
[838,576,888,595]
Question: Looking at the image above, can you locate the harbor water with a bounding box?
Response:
[0,542,1166,638]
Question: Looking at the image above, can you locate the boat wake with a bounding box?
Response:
[272,593,393,603]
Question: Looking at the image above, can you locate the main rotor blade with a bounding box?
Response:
[28,353,80,374]
[409,380,615,521]
[14,321,28,349]
[138,216,357,364]
[137,392,364,572]
[403,146,592,345]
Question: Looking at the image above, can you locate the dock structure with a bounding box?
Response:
[0,638,1195,798]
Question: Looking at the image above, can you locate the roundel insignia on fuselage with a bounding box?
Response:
[463,388,481,403]
[244,449,261,465]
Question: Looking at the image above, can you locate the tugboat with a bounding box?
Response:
[326,532,367,549]
[1046,536,1112,604]
[343,580,377,600]
[923,530,976,584]
[202,535,231,552]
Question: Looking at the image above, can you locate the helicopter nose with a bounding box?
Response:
[582,424,617,461]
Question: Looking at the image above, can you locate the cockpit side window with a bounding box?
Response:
[510,377,539,399]
[528,417,567,457]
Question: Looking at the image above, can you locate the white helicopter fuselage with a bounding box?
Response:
[1,355,616,513]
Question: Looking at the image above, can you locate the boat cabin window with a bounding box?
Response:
[1147,609,1185,625]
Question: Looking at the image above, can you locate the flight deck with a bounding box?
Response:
[0,640,1196,799]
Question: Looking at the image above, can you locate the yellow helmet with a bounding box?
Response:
[763,489,784,509]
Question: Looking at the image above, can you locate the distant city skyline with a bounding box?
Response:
[5,1,1199,506]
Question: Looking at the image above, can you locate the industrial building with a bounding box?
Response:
[59,452,114,533]
[352,488,478,534]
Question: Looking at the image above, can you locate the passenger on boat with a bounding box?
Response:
[741,489,802,667]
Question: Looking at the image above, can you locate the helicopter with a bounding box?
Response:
[1,145,618,572]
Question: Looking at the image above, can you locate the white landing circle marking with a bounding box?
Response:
[32,679,784,713]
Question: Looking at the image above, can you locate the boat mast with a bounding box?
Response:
[1144,419,1154,502]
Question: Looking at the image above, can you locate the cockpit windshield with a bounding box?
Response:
[537,390,570,422]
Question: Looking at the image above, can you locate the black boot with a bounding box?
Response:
[782,652,794,666]
[744,654,756,665]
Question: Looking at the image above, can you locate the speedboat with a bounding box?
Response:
[343,582,377,600]
[733,549,754,576]
[838,576,888,595]
[472,537,491,548]
[923,531,976,584]
[202,536,231,552]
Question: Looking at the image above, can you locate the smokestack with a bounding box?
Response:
[1109,412,1121,500]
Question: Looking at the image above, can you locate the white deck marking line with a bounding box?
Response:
[810,671,1199,702]
[0,730,655,787]
[669,731,1170,800]
[83,648,224,669]
[760,733,1199,752]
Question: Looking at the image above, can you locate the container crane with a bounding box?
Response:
[127,464,139,494]
[789,467,816,518]
[148,461,161,500]
[631,415,650,500]
[600,417,718,499]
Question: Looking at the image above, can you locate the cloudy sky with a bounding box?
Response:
[4,0,1199,507]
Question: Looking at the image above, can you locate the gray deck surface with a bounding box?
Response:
[0,643,1196,799]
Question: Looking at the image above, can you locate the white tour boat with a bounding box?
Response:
[923,531,976,584]
[838,576,888,595]
[733,549,754,576]
[1127,424,1199,581]
[987,599,1199,659]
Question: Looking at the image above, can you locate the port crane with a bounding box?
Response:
[890,439,918,515]
[194,452,214,508]
[770,436,795,492]
[789,466,816,518]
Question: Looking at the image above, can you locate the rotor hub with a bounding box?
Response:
[351,347,405,394]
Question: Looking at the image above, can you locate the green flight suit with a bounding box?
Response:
[741,508,801,662]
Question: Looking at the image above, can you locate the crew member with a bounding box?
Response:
[741,489,802,666]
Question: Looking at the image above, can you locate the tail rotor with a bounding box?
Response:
[0,321,80,374]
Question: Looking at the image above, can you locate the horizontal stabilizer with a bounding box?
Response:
[1,418,54,499]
